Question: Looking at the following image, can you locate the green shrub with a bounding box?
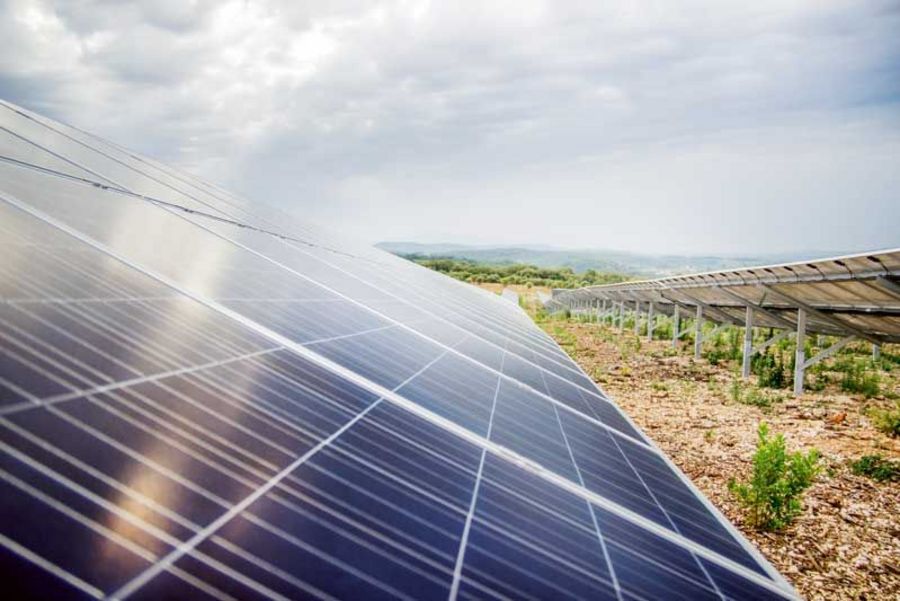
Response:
[753,348,789,389]
[729,379,780,408]
[850,455,900,482]
[869,401,900,437]
[744,387,775,408]
[729,378,743,403]
[704,328,742,365]
[653,320,673,340]
[750,340,793,388]
[728,423,820,531]
[840,362,881,398]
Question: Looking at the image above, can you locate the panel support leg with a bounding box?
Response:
[873,344,881,361]
[793,308,807,397]
[694,305,703,359]
[618,302,625,332]
[633,301,641,335]
[647,302,655,341]
[672,305,680,349]
[742,306,753,379]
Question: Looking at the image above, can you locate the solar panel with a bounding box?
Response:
[0,99,798,599]
[553,250,900,344]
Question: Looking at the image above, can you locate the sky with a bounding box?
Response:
[2,0,899,255]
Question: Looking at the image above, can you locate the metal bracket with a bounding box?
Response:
[802,335,856,370]
[752,330,793,355]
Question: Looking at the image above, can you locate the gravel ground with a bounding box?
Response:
[541,319,900,601]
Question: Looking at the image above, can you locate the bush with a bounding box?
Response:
[850,455,900,482]
[869,401,900,437]
[654,320,673,340]
[729,379,780,408]
[752,347,789,389]
[704,328,742,365]
[840,362,881,398]
[728,423,820,531]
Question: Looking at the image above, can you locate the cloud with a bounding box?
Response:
[2,0,899,254]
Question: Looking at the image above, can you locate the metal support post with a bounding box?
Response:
[742,306,753,379]
[618,302,625,332]
[694,305,703,359]
[873,344,881,361]
[633,301,641,335]
[672,305,680,349]
[793,308,807,396]
[647,302,655,341]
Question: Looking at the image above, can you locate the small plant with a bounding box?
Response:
[840,362,881,398]
[850,455,900,482]
[728,423,820,531]
[729,378,743,403]
[869,401,900,437]
[753,347,788,389]
[704,328,742,365]
[654,320,673,340]
[729,379,779,408]
[704,429,716,443]
[743,386,772,408]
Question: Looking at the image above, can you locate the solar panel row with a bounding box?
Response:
[553,250,900,344]
[0,99,797,599]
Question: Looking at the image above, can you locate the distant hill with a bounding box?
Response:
[376,242,851,277]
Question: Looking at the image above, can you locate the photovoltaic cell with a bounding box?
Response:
[0,100,797,599]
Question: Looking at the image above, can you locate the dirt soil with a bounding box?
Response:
[540,318,900,601]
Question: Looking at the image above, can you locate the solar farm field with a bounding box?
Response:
[517,290,899,601]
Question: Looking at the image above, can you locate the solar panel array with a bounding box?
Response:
[551,250,900,343]
[0,100,797,600]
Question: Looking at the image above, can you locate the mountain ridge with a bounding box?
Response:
[376,242,852,277]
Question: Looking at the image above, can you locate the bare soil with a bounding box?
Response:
[539,318,900,601]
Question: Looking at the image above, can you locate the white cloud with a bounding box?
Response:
[2,0,898,254]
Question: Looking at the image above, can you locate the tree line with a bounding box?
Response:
[404,255,629,288]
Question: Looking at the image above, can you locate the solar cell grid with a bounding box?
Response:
[0,100,798,599]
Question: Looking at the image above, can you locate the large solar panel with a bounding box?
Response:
[0,99,798,599]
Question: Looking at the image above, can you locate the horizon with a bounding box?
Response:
[376,240,871,260]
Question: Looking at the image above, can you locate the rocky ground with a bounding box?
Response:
[536,315,900,601]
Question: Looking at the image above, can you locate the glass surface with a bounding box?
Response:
[0,110,792,600]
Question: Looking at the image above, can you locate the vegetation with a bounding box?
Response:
[728,423,820,531]
[529,299,898,600]
[550,325,578,354]
[703,328,741,365]
[752,342,791,390]
[850,455,900,483]
[729,379,783,409]
[406,255,629,288]
[838,360,881,398]
[869,401,900,437]
[731,378,784,409]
